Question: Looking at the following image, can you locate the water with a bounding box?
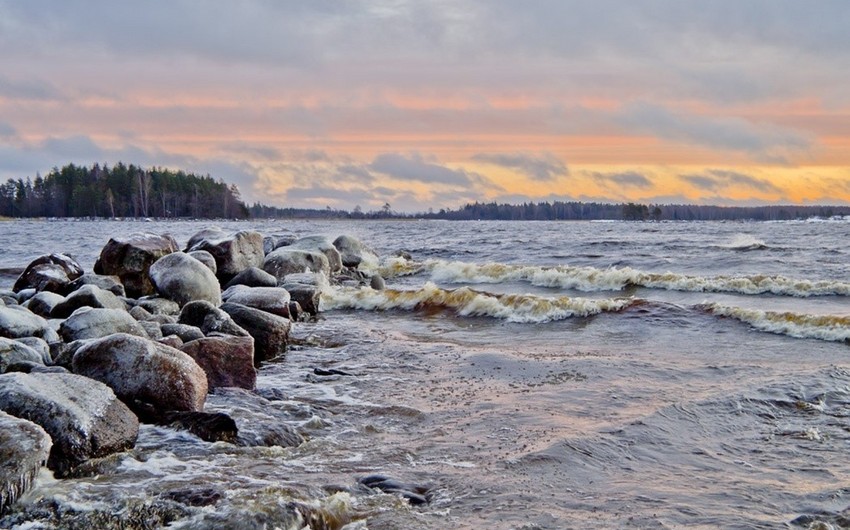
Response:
[2,218,850,528]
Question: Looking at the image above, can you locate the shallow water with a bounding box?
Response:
[2,218,850,528]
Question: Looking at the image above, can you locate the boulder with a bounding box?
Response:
[187,250,217,275]
[62,273,125,297]
[149,252,221,307]
[135,404,238,443]
[370,274,386,290]
[13,254,84,294]
[333,235,379,269]
[0,372,139,475]
[262,232,298,255]
[0,411,52,515]
[160,323,205,343]
[50,285,126,319]
[280,282,322,316]
[4,362,68,374]
[221,286,291,318]
[23,291,65,318]
[72,333,208,413]
[223,267,277,289]
[186,229,265,283]
[59,307,149,342]
[263,248,330,282]
[13,337,51,364]
[0,338,44,373]
[94,233,179,298]
[178,301,249,338]
[158,335,183,349]
[220,303,290,363]
[205,388,304,448]
[138,321,162,340]
[0,305,60,343]
[180,335,256,390]
[136,297,181,316]
[289,236,342,273]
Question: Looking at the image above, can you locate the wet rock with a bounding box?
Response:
[0,305,60,343]
[158,335,183,349]
[370,274,386,290]
[187,250,217,274]
[262,232,298,255]
[180,334,256,390]
[290,236,342,273]
[178,300,249,338]
[221,285,292,318]
[149,252,222,307]
[136,297,181,316]
[50,285,126,319]
[63,273,125,297]
[0,497,192,529]
[0,372,139,476]
[133,401,238,443]
[14,289,36,304]
[49,340,94,370]
[333,235,378,268]
[23,291,65,318]
[223,266,278,289]
[186,229,265,283]
[288,301,303,322]
[205,388,304,447]
[0,411,52,515]
[358,474,431,505]
[72,333,208,413]
[59,307,149,342]
[220,303,290,363]
[13,254,84,294]
[0,338,44,373]
[161,323,205,343]
[280,282,322,316]
[94,233,179,298]
[161,487,223,507]
[313,367,353,377]
[263,248,330,282]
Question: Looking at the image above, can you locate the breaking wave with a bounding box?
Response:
[703,302,850,342]
[320,282,635,323]
[378,258,850,298]
[718,234,768,251]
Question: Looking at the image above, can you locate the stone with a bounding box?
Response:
[149,252,221,307]
[205,388,304,448]
[0,411,52,515]
[129,305,154,321]
[187,250,217,274]
[288,236,342,273]
[12,337,51,364]
[0,338,44,373]
[13,254,84,294]
[178,301,249,337]
[160,323,205,343]
[23,291,65,318]
[136,297,181,316]
[132,401,238,443]
[180,335,256,390]
[263,248,330,282]
[280,282,322,316]
[358,475,431,505]
[157,335,183,349]
[221,285,291,318]
[63,273,126,297]
[94,233,179,298]
[0,372,139,476]
[0,305,60,343]
[223,267,278,289]
[186,229,265,283]
[333,234,379,269]
[220,303,290,363]
[4,362,68,374]
[73,333,208,413]
[262,232,298,255]
[138,321,162,340]
[59,307,149,342]
[370,274,386,290]
[50,285,127,319]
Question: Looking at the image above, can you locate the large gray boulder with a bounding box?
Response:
[0,411,52,515]
[223,266,277,289]
[0,338,45,373]
[187,250,217,275]
[178,301,249,338]
[0,372,139,476]
[333,235,378,268]
[0,305,60,343]
[186,229,265,283]
[59,307,149,342]
[50,284,127,319]
[280,282,322,316]
[288,236,342,273]
[263,248,330,282]
[62,273,126,297]
[180,335,256,390]
[220,303,290,363]
[221,285,291,318]
[73,333,208,413]
[94,233,179,298]
[149,252,222,307]
[13,254,84,294]
[22,291,65,318]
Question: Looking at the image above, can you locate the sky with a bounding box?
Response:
[1,1,849,212]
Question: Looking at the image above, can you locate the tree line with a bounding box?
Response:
[0,163,248,219]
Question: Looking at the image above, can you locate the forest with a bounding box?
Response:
[0,163,249,219]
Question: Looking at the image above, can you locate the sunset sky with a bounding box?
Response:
[1,1,849,212]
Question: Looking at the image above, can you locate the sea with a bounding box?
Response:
[1,218,850,529]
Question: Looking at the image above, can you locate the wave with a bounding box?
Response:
[377,258,850,298]
[702,302,850,342]
[320,282,635,323]
[718,234,768,251]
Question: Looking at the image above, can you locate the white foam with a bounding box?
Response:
[704,303,850,342]
[720,234,768,250]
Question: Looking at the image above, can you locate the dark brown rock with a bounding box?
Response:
[180,335,256,390]
[94,233,179,298]
[13,254,83,294]
[219,303,290,363]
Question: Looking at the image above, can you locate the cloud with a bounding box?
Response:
[369,152,473,186]
[591,170,653,189]
[678,169,782,194]
[0,122,16,138]
[0,76,63,101]
[471,152,568,181]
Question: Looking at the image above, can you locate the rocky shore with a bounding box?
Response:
[0,227,424,525]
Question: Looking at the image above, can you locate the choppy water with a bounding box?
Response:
[2,218,850,529]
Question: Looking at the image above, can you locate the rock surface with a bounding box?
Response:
[186,229,265,283]
[221,286,292,318]
[94,233,179,298]
[73,333,208,413]
[205,388,304,447]
[263,248,330,282]
[0,372,139,475]
[289,236,343,273]
[0,411,52,515]
[13,254,84,294]
[178,301,249,337]
[59,307,149,342]
[220,303,291,363]
[149,252,222,307]
[280,282,322,316]
[23,291,65,318]
[63,273,126,297]
[0,338,44,373]
[50,285,126,319]
[0,305,60,343]
[187,250,217,274]
[333,235,378,268]
[223,267,278,289]
[160,323,205,343]
[180,335,256,390]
